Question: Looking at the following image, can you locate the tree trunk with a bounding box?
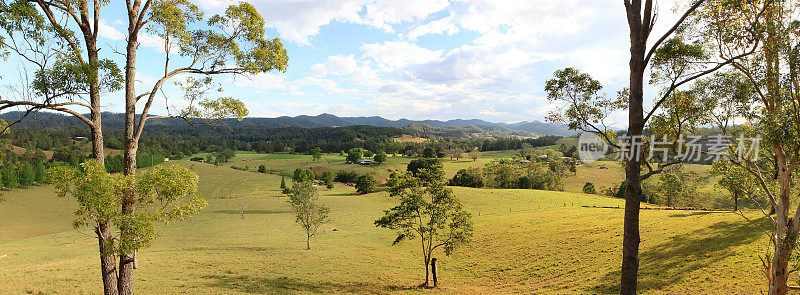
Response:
[424,258,430,288]
[97,222,118,295]
[306,233,311,250]
[621,1,648,292]
[431,257,438,287]
[87,30,115,295]
[769,147,793,295]
[117,15,140,295]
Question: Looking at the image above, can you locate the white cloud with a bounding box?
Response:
[193,0,449,45]
[360,41,442,70]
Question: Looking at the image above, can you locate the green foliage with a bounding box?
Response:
[422,147,436,158]
[293,168,315,183]
[280,176,287,190]
[46,161,205,253]
[363,150,374,158]
[484,161,563,191]
[320,171,334,189]
[449,168,485,188]
[614,181,627,199]
[19,162,34,187]
[346,148,363,163]
[355,174,376,194]
[407,158,444,183]
[657,173,682,207]
[258,165,267,173]
[105,155,125,173]
[34,161,45,183]
[375,169,472,285]
[3,164,18,188]
[136,153,165,169]
[210,145,235,163]
[545,67,623,132]
[310,147,322,162]
[287,181,330,250]
[334,170,359,183]
[373,150,387,164]
[583,182,596,194]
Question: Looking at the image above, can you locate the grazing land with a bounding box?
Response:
[0,152,765,294]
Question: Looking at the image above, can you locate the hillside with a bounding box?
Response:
[0,111,576,137]
[0,154,764,294]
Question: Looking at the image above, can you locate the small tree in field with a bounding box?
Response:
[468,149,480,162]
[582,182,596,194]
[288,181,329,250]
[355,174,376,194]
[374,150,388,164]
[310,147,322,162]
[258,165,267,174]
[375,169,473,288]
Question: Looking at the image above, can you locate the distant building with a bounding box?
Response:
[72,136,87,141]
[519,160,531,163]
[359,159,375,165]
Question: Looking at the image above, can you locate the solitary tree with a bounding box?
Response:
[582,182,596,194]
[468,149,480,162]
[374,150,387,164]
[310,147,322,162]
[375,169,473,287]
[287,181,329,250]
[346,148,363,163]
[355,174,376,194]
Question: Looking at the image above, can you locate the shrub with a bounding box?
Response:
[258,165,267,173]
[334,170,359,183]
[355,174,376,194]
[321,171,334,189]
[615,181,627,198]
[583,182,596,194]
[448,168,485,188]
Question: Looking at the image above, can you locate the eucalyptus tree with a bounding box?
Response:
[546,1,764,293]
[375,169,473,288]
[114,2,287,293]
[287,181,329,250]
[693,1,800,292]
[0,0,122,164]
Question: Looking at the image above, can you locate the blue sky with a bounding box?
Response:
[0,0,682,124]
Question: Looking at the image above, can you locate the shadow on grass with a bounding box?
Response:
[204,274,418,294]
[667,211,730,218]
[589,218,767,294]
[210,209,290,215]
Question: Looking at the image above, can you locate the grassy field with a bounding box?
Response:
[0,153,767,294]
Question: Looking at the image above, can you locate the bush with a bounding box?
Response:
[373,150,387,164]
[583,182,596,194]
[355,174,376,194]
[258,165,267,173]
[321,171,334,189]
[449,168,485,188]
[334,170,359,183]
[615,181,627,198]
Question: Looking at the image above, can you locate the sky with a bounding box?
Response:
[0,0,684,124]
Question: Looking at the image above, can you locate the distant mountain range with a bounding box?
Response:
[0,112,578,136]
